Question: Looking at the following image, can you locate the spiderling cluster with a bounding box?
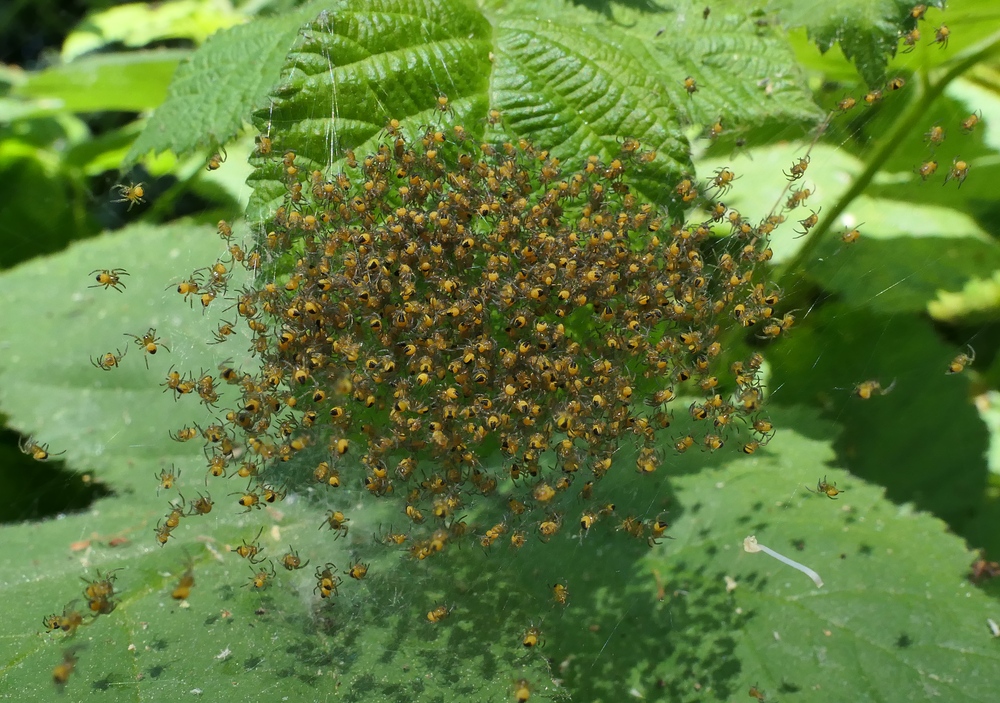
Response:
[164,108,781,561]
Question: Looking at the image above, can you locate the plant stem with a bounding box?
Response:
[779,29,1000,287]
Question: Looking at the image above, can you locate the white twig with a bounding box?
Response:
[744,536,824,588]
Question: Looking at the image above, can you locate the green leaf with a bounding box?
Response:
[125,1,339,165]
[490,20,690,206]
[63,121,146,176]
[767,302,988,526]
[0,491,564,701]
[62,0,247,62]
[245,0,493,221]
[12,51,188,113]
[538,406,1000,701]
[770,0,943,86]
[804,195,1000,313]
[0,221,254,490]
[656,409,1000,702]
[485,0,822,128]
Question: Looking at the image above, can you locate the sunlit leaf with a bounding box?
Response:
[62,0,246,62]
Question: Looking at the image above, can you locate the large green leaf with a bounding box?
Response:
[566,406,1000,702]
[0,221,253,491]
[0,140,95,268]
[0,488,564,701]
[125,0,340,164]
[767,302,988,527]
[486,0,822,127]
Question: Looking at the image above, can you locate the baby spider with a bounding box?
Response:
[124,327,169,369]
[426,604,454,623]
[246,561,276,590]
[91,346,127,371]
[171,563,195,600]
[841,225,861,244]
[320,510,350,539]
[647,518,674,547]
[961,110,981,134]
[854,378,895,399]
[836,96,856,112]
[112,182,145,211]
[314,563,341,598]
[916,160,938,181]
[785,185,812,209]
[19,436,65,462]
[709,167,737,195]
[206,147,227,171]
[522,624,544,648]
[53,648,80,690]
[931,24,950,49]
[89,268,129,292]
[793,208,821,238]
[784,155,809,181]
[900,27,920,53]
[947,345,975,375]
[280,546,309,571]
[924,124,945,148]
[210,319,237,344]
[807,476,845,499]
[944,158,969,187]
[347,561,369,580]
[234,527,266,564]
[155,465,181,492]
